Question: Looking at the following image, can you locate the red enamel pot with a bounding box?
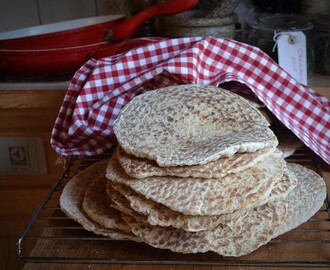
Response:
[0,15,125,50]
[0,0,199,80]
[0,38,162,80]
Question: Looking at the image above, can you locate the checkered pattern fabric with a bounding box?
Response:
[50,37,330,165]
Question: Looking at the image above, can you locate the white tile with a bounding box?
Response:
[38,0,97,24]
[0,0,39,32]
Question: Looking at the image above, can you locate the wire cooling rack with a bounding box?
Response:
[17,146,330,267]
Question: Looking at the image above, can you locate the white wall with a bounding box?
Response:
[0,0,129,32]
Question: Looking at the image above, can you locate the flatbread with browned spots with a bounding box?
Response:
[113,84,278,167]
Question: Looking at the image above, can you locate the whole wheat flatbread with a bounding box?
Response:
[272,125,304,158]
[106,150,285,215]
[235,92,266,109]
[114,84,278,166]
[108,181,251,232]
[83,175,131,233]
[107,165,296,232]
[274,163,326,236]
[107,183,148,223]
[122,198,287,257]
[122,163,326,257]
[117,145,276,179]
[59,160,137,240]
[234,92,274,123]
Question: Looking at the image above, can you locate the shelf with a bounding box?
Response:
[0,81,69,91]
[309,74,330,88]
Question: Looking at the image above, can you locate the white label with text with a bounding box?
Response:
[276,31,307,85]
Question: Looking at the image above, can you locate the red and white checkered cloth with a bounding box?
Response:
[51,36,330,165]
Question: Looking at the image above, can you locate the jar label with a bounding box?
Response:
[276,31,308,85]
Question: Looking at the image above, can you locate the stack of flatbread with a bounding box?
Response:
[60,84,326,257]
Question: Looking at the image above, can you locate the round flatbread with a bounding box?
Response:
[106,165,296,232]
[121,163,326,257]
[83,175,131,233]
[274,163,327,237]
[59,160,137,240]
[117,145,276,179]
[122,198,287,257]
[272,125,303,158]
[106,150,285,215]
[114,84,278,166]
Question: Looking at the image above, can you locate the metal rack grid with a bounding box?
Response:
[17,146,330,267]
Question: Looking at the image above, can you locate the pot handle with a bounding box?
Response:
[107,0,199,41]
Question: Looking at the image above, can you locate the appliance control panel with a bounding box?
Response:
[0,137,47,175]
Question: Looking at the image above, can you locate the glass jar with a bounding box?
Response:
[313,12,330,75]
[302,0,330,19]
[248,14,315,78]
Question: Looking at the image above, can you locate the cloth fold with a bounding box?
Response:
[50,37,330,165]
